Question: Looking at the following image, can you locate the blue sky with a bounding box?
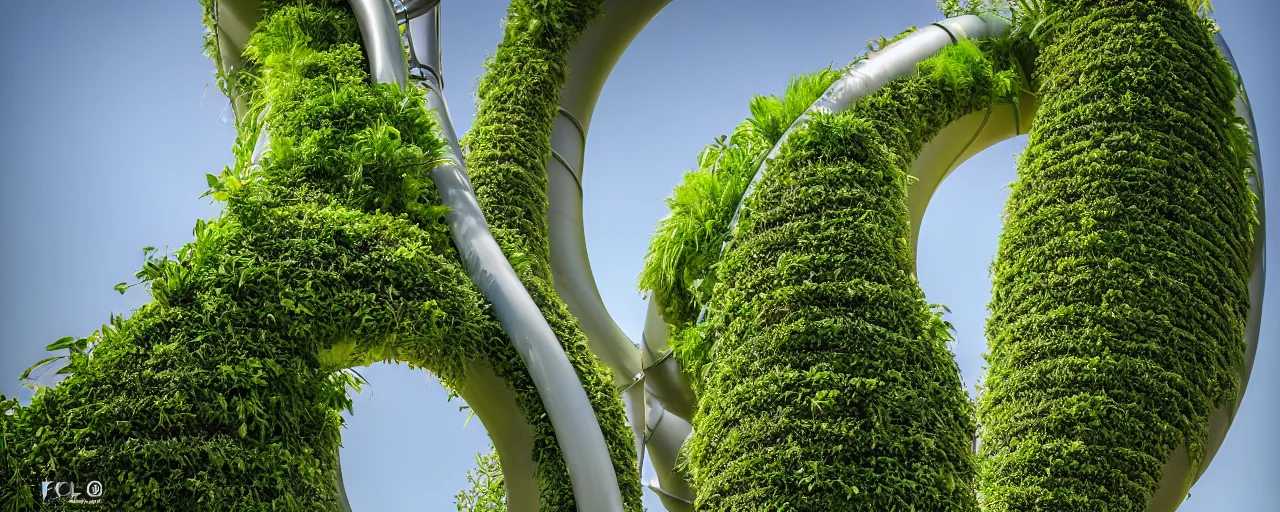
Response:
[1,1,1276,510]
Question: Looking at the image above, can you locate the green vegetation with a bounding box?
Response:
[681,41,1019,511]
[0,0,1258,510]
[462,0,643,509]
[637,69,841,395]
[976,0,1256,509]
[455,448,506,511]
[0,1,637,510]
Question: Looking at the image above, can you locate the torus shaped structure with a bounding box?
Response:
[0,1,1265,511]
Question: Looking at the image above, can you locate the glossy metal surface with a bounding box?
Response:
[349,0,408,88]
[401,0,441,20]
[644,393,695,512]
[398,4,624,510]
[546,0,675,475]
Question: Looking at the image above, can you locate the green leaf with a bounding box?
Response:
[20,356,65,380]
[45,336,78,351]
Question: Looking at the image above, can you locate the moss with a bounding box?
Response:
[0,2,633,510]
[461,0,644,510]
[682,40,1017,511]
[976,1,1257,510]
[638,69,842,336]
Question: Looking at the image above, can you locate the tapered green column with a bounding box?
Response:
[977,1,1257,510]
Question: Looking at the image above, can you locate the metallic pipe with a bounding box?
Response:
[547,0,674,473]
[349,0,408,88]
[644,393,695,511]
[637,14,1015,423]
[401,0,441,20]
[640,297,695,421]
[722,14,1010,245]
[406,5,443,91]
[397,6,625,510]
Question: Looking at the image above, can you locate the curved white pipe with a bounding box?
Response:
[643,393,694,512]
[546,0,675,475]
[349,0,408,88]
[388,2,624,509]
[640,296,695,421]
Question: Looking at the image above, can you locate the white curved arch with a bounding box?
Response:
[215,1,628,510]
[545,0,675,479]
[903,30,1263,512]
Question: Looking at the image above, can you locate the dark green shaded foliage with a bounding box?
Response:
[1,1,633,510]
[977,1,1256,510]
[461,0,643,510]
[683,41,1017,511]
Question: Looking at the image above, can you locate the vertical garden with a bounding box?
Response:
[0,0,1264,511]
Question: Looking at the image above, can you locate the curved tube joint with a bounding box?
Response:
[405,4,443,90]
[400,0,441,20]
[349,0,408,89]
[724,14,1010,239]
[547,0,674,474]
[694,13,1013,324]
[362,4,625,509]
[640,297,696,421]
[644,393,695,511]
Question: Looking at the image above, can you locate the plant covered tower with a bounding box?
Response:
[0,0,1267,511]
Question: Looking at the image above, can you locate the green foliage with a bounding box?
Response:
[976,0,1256,509]
[638,69,842,334]
[0,1,628,510]
[455,448,507,511]
[462,0,644,510]
[681,40,1017,511]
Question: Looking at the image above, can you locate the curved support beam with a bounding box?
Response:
[640,296,695,421]
[383,4,625,510]
[547,0,675,473]
[210,0,262,121]
[644,393,695,511]
[401,0,441,20]
[334,450,354,512]
[899,28,1264,512]
[723,14,1010,245]
[1147,32,1267,512]
[349,0,408,88]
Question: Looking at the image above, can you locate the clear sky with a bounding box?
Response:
[0,1,1276,510]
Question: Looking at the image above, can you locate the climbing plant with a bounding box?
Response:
[0,0,1261,511]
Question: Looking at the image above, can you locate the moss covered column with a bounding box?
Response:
[464,0,643,510]
[977,1,1257,510]
[684,42,1016,511]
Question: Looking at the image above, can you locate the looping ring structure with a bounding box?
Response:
[0,1,1265,511]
